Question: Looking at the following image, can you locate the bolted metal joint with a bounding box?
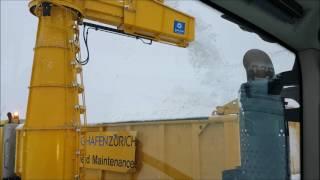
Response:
[42,2,52,16]
[74,105,86,114]
[72,82,85,93]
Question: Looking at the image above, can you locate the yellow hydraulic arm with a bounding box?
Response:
[19,0,194,179]
[29,0,194,47]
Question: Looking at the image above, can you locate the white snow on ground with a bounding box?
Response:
[1,0,295,122]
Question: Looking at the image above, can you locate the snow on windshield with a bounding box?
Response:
[0,0,295,122]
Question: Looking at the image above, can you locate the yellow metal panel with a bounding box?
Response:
[134,1,164,32]
[29,0,195,47]
[200,122,225,178]
[83,0,124,26]
[161,5,193,38]
[223,119,241,169]
[14,126,23,177]
[80,116,240,180]
[80,131,137,173]
[22,130,76,179]
[26,89,78,128]
[123,0,195,47]
[0,120,8,126]
[0,125,3,179]
[289,122,300,174]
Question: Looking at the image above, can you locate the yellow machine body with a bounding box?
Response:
[13,107,301,180]
[29,0,195,47]
[0,0,302,179]
[16,114,241,180]
[0,0,303,179]
[22,6,79,179]
[78,115,241,180]
[17,0,195,179]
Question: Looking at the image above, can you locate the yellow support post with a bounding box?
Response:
[20,0,195,179]
[22,4,80,179]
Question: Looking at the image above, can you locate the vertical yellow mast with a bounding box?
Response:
[22,0,194,179]
[23,3,81,179]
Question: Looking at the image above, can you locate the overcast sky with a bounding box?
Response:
[0,0,295,122]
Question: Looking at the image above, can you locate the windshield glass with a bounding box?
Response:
[0,1,295,122]
[81,1,295,122]
[1,0,301,180]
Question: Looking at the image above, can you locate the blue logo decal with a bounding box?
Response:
[174,20,185,35]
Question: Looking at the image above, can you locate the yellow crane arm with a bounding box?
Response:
[20,0,195,179]
[28,0,195,47]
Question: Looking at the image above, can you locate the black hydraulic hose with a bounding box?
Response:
[76,22,154,65]
[76,25,90,65]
